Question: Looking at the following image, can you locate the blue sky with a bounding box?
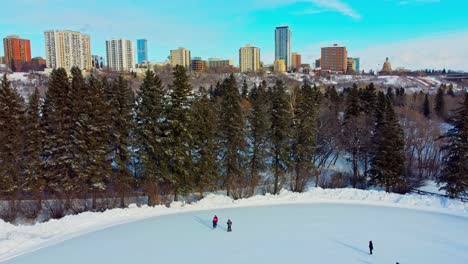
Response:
[1,0,467,71]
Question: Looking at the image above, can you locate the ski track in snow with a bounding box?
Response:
[0,187,467,263]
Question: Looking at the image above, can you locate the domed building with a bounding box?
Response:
[381,57,393,73]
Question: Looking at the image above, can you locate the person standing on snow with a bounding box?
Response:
[227,219,232,232]
[212,215,218,229]
[369,240,374,255]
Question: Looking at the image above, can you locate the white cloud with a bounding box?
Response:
[311,0,361,19]
[256,0,361,19]
[354,31,468,71]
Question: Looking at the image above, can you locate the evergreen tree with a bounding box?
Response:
[41,68,79,208]
[269,80,291,194]
[23,88,44,209]
[423,94,431,118]
[437,93,468,198]
[164,65,194,200]
[344,85,360,119]
[360,83,377,114]
[78,75,112,210]
[241,79,249,99]
[370,97,406,193]
[69,67,88,194]
[219,74,246,198]
[290,82,320,192]
[386,87,394,104]
[191,87,219,198]
[343,84,364,187]
[10,59,16,72]
[246,80,270,196]
[136,70,166,205]
[0,74,25,209]
[106,76,135,207]
[434,86,446,119]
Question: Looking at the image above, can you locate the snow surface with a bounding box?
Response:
[417,180,446,195]
[1,188,467,263]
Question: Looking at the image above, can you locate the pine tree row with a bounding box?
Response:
[0,68,466,222]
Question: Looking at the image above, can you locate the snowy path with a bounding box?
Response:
[1,188,467,263]
[3,203,468,264]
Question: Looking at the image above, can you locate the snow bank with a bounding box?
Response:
[0,188,466,262]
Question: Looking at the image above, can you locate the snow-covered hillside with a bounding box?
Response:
[1,188,467,263]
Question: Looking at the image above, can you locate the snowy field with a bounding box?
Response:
[1,188,467,264]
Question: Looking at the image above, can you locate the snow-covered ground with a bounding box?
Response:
[1,188,467,263]
[417,180,446,195]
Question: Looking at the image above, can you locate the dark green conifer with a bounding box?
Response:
[434,86,446,119]
[246,80,270,196]
[269,80,291,194]
[191,87,219,198]
[437,93,468,198]
[0,74,25,210]
[164,65,194,200]
[218,74,246,198]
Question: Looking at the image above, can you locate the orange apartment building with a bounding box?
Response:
[321,44,347,73]
[191,57,207,72]
[291,52,301,71]
[3,35,31,72]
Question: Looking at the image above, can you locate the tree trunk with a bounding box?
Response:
[92,190,97,211]
[273,154,280,194]
[352,148,359,188]
[315,172,319,188]
[119,190,125,208]
[36,190,43,211]
[295,162,301,192]
[147,182,160,206]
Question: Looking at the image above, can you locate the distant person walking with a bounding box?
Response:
[227,219,232,232]
[369,240,374,255]
[212,215,218,229]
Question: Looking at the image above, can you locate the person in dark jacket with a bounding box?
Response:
[369,240,374,255]
[212,215,218,229]
[227,219,232,232]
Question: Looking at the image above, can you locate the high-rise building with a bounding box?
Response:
[3,35,31,72]
[137,39,148,64]
[239,44,260,72]
[321,44,348,73]
[347,57,356,73]
[92,55,104,69]
[106,38,135,72]
[274,58,286,73]
[44,30,91,70]
[0,56,4,64]
[275,26,292,71]
[191,57,207,72]
[291,52,301,71]
[208,58,234,68]
[170,47,191,68]
[353,58,360,73]
[315,58,321,68]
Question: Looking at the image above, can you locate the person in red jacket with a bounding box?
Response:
[212,215,218,229]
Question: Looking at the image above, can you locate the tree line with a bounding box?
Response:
[0,66,466,222]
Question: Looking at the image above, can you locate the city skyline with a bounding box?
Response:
[0,0,467,71]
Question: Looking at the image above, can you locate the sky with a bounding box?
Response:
[1,0,467,71]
